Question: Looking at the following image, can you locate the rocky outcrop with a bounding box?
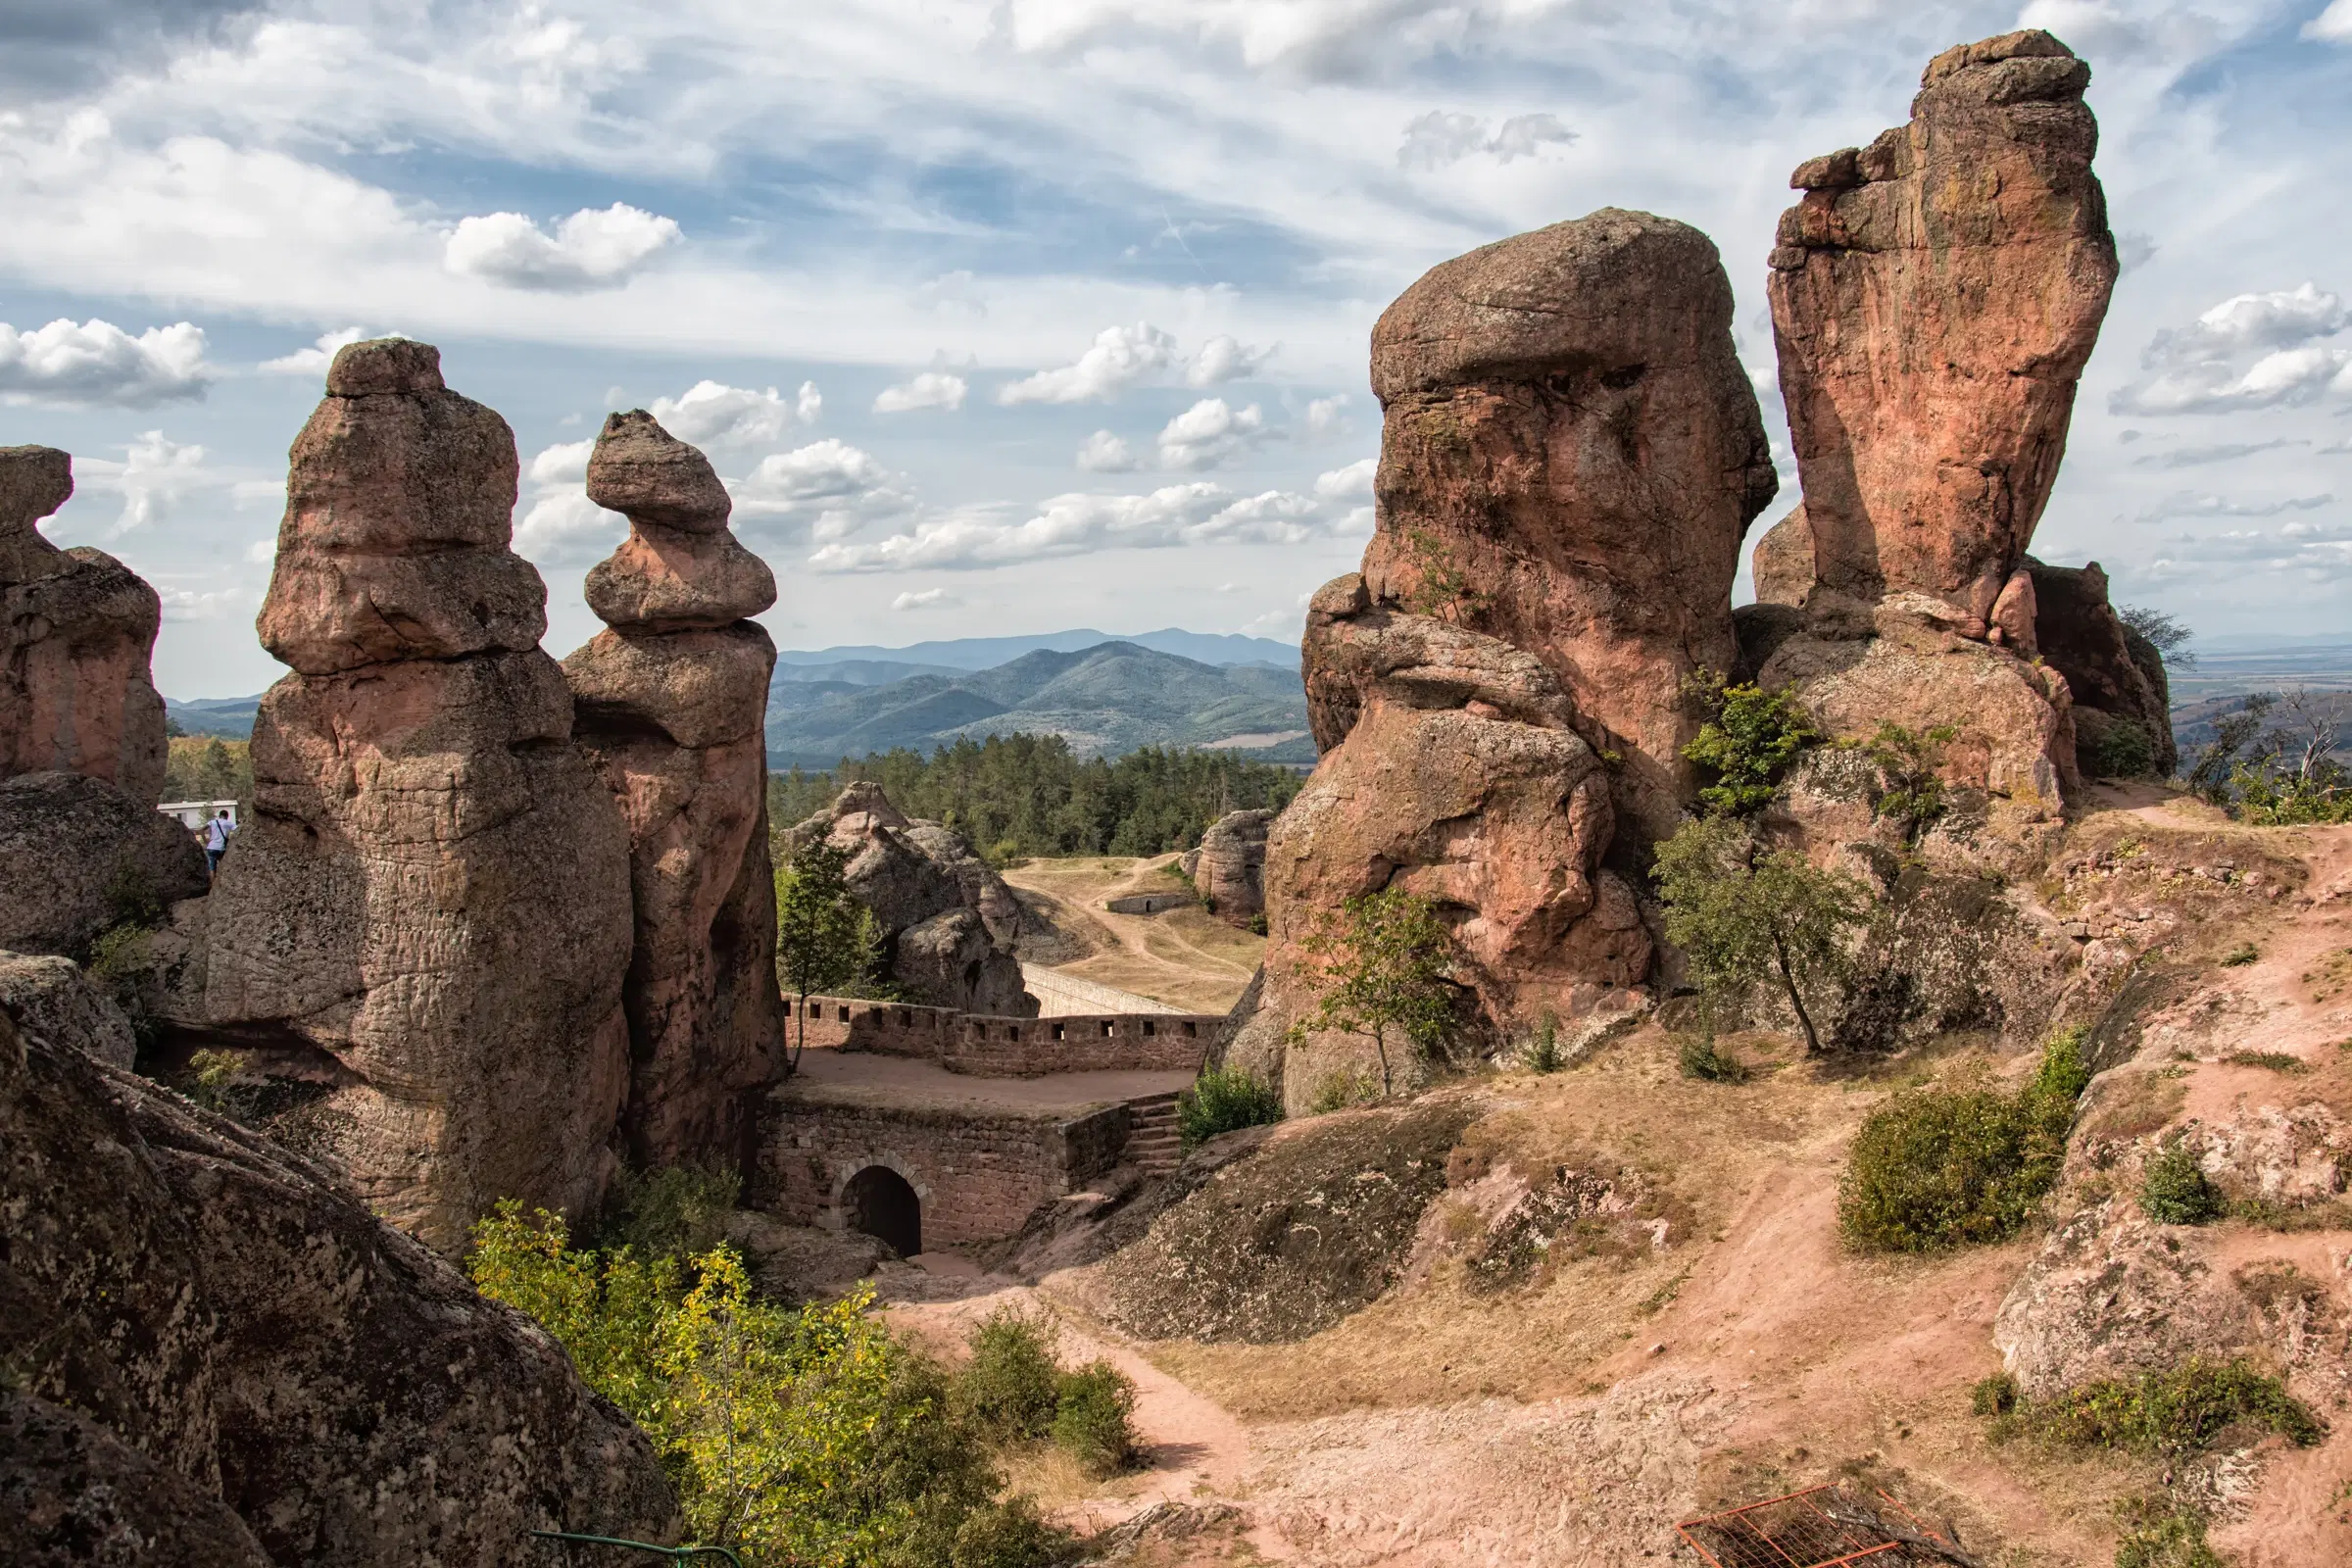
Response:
[564,412,784,1171]
[1239,584,1649,1109]
[202,339,635,1251]
[2027,558,2176,778]
[1187,808,1273,927]
[792,782,1034,1016]
[1361,208,1777,840]
[1767,28,2116,622]
[0,769,207,958]
[0,951,138,1068]
[0,1003,680,1565]
[1,446,169,804]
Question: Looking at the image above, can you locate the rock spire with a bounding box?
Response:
[203,338,636,1251]
[562,411,785,1170]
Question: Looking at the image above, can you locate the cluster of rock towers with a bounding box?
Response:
[1234,29,2166,1103]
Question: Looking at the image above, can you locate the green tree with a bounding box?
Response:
[1650,814,1867,1054]
[1680,676,1819,815]
[1296,889,1459,1097]
[775,837,876,1070]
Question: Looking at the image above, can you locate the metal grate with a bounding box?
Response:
[1677,1486,1963,1568]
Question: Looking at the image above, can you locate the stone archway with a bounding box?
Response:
[841,1164,922,1257]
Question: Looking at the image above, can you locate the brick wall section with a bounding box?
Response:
[782,995,1214,1077]
[756,1097,1133,1249]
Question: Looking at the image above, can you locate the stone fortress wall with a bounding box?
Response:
[786,992,1214,1076]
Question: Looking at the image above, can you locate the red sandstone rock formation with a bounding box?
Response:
[2027,558,2176,778]
[1362,208,1778,839]
[1767,29,2117,624]
[203,339,635,1251]
[1185,808,1273,928]
[792,782,1035,1016]
[1,446,168,803]
[564,412,784,1170]
[1238,579,1649,1106]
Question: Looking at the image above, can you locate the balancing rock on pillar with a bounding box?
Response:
[563,411,785,1171]
[203,339,635,1252]
[1361,208,1779,841]
[0,446,169,803]
[1767,28,2117,624]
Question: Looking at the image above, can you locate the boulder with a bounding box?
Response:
[203,339,635,1252]
[1362,208,1778,839]
[1,446,168,803]
[0,1004,680,1564]
[791,782,1035,1016]
[0,770,208,958]
[1767,29,2117,622]
[2027,558,2176,777]
[1241,596,1648,1109]
[564,411,785,1171]
[0,951,137,1068]
[1194,808,1274,927]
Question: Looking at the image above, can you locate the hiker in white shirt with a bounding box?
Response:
[205,809,234,877]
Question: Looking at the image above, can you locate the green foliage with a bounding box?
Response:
[1178,1067,1284,1148]
[2139,1140,2226,1225]
[1678,1036,1749,1083]
[1650,814,1868,1054]
[2232,761,2352,824]
[1050,1361,1140,1479]
[766,738,1302,863]
[775,836,881,1061]
[956,1308,1062,1442]
[2219,943,2259,967]
[1862,722,1959,836]
[1838,1042,2084,1251]
[2112,1501,2222,1568]
[2084,716,2157,780]
[1680,675,1819,815]
[2034,1357,2325,1456]
[467,1203,1068,1568]
[1519,1012,1564,1075]
[1296,889,1461,1096]
[2185,693,2275,804]
[163,735,254,811]
[1970,1373,2019,1417]
[1397,527,1493,620]
[1306,1066,1379,1114]
[2221,1050,2308,1074]
[599,1164,741,1264]
[2120,606,2195,668]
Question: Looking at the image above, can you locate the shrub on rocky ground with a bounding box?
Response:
[2137,1141,2226,1226]
[2026,1356,2324,1456]
[597,1162,741,1262]
[2112,1500,2223,1568]
[1678,1036,1749,1083]
[1051,1361,1141,1478]
[957,1307,1062,1442]
[1178,1067,1283,1148]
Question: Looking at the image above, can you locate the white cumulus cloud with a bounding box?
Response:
[1303,395,1355,442]
[730,439,913,544]
[648,380,815,448]
[1313,457,1377,500]
[999,322,1176,405]
[1156,398,1270,469]
[1076,431,1140,472]
[0,318,210,407]
[526,438,596,486]
[2306,0,2352,42]
[259,326,371,377]
[873,370,968,414]
[1398,109,1575,169]
[2114,284,2352,415]
[892,588,958,611]
[2134,490,2335,522]
[1186,334,1276,387]
[443,203,681,292]
[513,437,622,566]
[86,431,209,535]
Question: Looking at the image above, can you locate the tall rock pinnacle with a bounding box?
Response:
[563,411,784,1171]
[1,446,169,802]
[204,339,636,1251]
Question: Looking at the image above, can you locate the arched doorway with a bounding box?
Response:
[842,1165,922,1257]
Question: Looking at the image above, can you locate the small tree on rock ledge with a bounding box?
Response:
[774,836,876,1071]
[1294,888,1461,1097]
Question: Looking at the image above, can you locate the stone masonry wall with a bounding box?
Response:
[755,1098,1131,1248]
[784,994,1212,1076]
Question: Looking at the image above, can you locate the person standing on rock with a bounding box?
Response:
[204,808,234,877]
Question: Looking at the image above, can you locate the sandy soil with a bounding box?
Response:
[1005,856,1265,1014]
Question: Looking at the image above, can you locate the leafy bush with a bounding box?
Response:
[1838,1087,2071,1251]
[2030,1026,2092,1105]
[1051,1361,1140,1478]
[1306,1066,1379,1114]
[1679,1036,1748,1083]
[467,1202,1068,1567]
[2139,1140,2226,1225]
[1969,1372,2019,1417]
[1680,677,1819,815]
[951,1497,1074,1568]
[1295,889,1462,1095]
[956,1308,1062,1442]
[2034,1356,2324,1455]
[1862,723,1959,835]
[598,1163,741,1263]
[1519,1013,1565,1074]
[2113,1501,2223,1568]
[1178,1067,1284,1148]
[2084,716,2157,780]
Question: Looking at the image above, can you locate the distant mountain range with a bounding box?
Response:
[168,630,1314,761]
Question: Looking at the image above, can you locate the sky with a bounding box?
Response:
[2,0,2348,700]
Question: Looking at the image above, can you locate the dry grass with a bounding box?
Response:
[1005,856,1265,1012]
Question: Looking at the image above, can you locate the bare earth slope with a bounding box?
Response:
[1004,855,1264,1014]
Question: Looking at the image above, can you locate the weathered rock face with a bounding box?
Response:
[1362,208,1778,839]
[0,1005,680,1565]
[203,339,635,1251]
[1767,29,2117,622]
[1240,583,1649,1109]
[0,950,138,1069]
[792,782,1035,1016]
[2027,558,2176,778]
[1,446,168,803]
[0,769,208,958]
[1192,808,1274,927]
[564,412,784,1171]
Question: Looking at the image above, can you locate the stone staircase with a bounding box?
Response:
[1122,1091,1184,1176]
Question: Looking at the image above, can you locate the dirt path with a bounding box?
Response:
[1005,856,1263,1013]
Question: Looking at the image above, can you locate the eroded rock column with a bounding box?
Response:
[204,339,635,1251]
[1362,208,1778,839]
[1,446,168,802]
[562,412,785,1170]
